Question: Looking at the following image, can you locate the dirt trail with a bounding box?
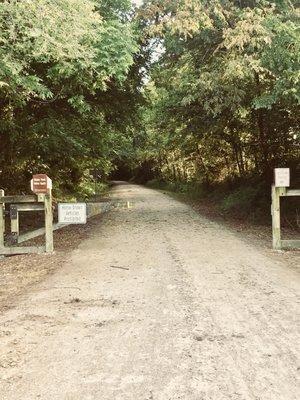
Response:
[0,183,299,400]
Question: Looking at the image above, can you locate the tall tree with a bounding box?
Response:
[137,0,299,184]
[0,0,139,193]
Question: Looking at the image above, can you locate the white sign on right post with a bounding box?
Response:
[274,168,290,188]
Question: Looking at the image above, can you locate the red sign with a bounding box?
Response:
[31,174,52,194]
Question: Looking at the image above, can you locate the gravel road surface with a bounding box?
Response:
[0,182,299,400]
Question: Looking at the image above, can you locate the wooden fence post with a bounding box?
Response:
[0,189,5,249]
[44,191,54,253]
[271,185,285,250]
[10,205,19,244]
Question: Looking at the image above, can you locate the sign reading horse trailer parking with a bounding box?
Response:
[58,203,87,224]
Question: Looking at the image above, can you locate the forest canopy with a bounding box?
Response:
[137,0,299,186]
[0,0,299,197]
[0,0,139,194]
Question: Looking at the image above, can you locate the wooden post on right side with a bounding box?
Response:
[271,185,282,250]
[0,189,5,250]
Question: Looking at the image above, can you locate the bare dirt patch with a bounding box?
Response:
[164,190,299,272]
[0,214,106,312]
[0,183,299,400]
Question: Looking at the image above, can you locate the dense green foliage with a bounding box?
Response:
[0,0,299,209]
[0,0,140,195]
[137,0,299,188]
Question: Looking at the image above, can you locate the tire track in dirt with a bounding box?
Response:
[0,182,299,400]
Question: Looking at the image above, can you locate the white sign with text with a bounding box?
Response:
[274,168,290,188]
[58,203,87,224]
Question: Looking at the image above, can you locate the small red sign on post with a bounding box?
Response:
[31,174,52,194]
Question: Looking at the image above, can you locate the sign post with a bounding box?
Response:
[271,186,284,250]
[0,175,95,256]
[272,169,290,250]
[44,193,54,253]
[0,175,54,255]
[31,174,53,253]
[271,168,300,250]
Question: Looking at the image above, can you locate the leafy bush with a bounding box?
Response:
[220,186,262,218]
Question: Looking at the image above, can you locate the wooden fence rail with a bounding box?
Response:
[271,186,300,250]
